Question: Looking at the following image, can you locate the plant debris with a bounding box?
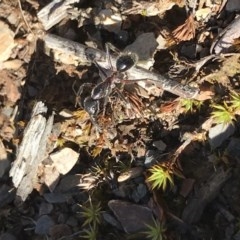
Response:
[1,0,240,239]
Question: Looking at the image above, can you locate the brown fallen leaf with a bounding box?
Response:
[195,90,214,101]
[159,101,179,113]
[233,37,240,52]
[0,70,21,104]
[0,21,16,62]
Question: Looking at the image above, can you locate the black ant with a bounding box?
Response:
[72,43,139,132]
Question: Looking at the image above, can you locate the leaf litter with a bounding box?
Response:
[1,0,240,239]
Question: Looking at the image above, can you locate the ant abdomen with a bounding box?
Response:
[116,52,138,72]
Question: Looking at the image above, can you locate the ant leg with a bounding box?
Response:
[102,93,110,117]
[105,42,121,55]
[105,42,121,71]
[90,115,102,133]
[92,59,109,81]
[72,80,83,107]
[85,47,110,81]
[115,87,144,118]
[105,43,114,72]
[114,87,131,107]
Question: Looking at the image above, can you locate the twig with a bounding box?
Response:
[17,0,33,33]
[37,0,80,30]
[44,33,199,99]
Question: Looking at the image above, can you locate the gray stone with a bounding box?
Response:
[208,123,235,149]
[49,224,72,240]
[43,193,69,203]
[152,140,166,151]
[0,233,17,240]
[234,230,240,240]
[131,183,148,203]
[225,138,240,163]
[0,184,15,208]
[66,216,78,227]
[108,200,154,233]
[102,212,123,230]
[39,202,53,216]
[112,184,131,199]
[226,0,240,12]
[35,215,55,235]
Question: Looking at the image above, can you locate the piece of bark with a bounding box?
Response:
[182,168,232,224]
[9,101,54,201]
[43,33,199,99]
[37,0,80,30]
[211,16,240,54]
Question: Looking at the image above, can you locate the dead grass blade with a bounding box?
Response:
[173,14,196,41]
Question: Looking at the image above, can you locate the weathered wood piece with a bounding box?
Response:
[37,0,80,30]
[211,15,240,54]
[182,168,232,224]
[10,101,54,201]
[44,33,199,98]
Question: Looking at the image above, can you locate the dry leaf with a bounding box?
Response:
[0,21,16,62]
[195,8,212,21]
[159,101,179,113]
[195,90,214,101]
[91,146,103,157]
[0,70,21,103]
[233,37,240,52]
[173,14,196,41]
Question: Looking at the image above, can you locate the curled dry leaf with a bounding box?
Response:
[173,14,196,41]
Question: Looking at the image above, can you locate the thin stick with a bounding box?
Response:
[17,0,33,33]
[44,33,199,99]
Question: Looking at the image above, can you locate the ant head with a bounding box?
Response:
[116,52,138,72]
[83,96,100,116]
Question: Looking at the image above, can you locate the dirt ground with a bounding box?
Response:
[1,0,240,239]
